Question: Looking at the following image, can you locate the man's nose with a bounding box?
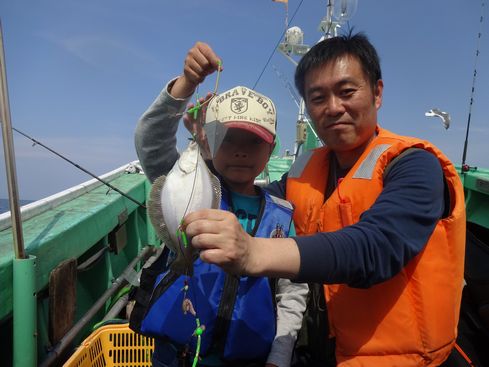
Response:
[325,95,345,116]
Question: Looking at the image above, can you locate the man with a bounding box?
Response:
[184,33,466,366]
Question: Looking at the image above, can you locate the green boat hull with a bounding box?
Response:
[0,164,159,365]
[0,161,488,365]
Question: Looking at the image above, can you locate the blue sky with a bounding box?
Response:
[0,0,488,200]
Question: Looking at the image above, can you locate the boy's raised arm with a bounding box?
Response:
[171,42,222,99]
[134,42,221,182]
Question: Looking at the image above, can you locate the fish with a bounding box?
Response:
[147,141,221,275]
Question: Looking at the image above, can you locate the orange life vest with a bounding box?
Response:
[286,127,466,366]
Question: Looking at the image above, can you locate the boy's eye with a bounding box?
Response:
[251,137,264,145]
[222,133,264,145]
[222,134,237,144]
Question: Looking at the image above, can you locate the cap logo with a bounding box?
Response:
[230,98,248,114]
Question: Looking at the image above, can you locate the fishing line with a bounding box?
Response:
[176,140,202,265]
[176,100,213,249]
[189,273,203,367]
[252,0,305,90]
[12,127,146,209]
[175,64,223,366]
[179,61,223,227]
[461,0,485,171]
[187,60,222,119]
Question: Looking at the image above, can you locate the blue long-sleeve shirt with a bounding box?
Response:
[134,79,446,291]
[265,149,446,288]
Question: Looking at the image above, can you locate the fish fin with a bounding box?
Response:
[170,258,193,276]
[210,172,222,209]
[147,175,173,248]
[170,245,195,276]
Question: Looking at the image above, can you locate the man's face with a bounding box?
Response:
[304,55,383,157]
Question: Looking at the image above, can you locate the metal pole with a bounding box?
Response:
[326,0,334,37]
[1,20,37,366]
[0,20,26,260]
[13,256,37,367]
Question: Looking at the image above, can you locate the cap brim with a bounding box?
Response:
[225,122,274,144]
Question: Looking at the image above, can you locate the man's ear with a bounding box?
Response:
[374,79,383,109]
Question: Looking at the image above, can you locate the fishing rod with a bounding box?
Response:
[461,0,485,173]
[12,127,147,209]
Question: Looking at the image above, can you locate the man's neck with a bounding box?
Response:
[334,148,364,170]
[333,132,377,169]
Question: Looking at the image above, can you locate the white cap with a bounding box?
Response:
[205,86,276,144]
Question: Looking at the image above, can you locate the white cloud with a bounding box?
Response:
[38,31,163,79]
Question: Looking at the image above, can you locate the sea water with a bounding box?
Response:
[0,198,34,214]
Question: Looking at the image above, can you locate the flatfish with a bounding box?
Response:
[147,141,221,274]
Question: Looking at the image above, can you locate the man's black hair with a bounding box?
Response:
[294,31,382,98]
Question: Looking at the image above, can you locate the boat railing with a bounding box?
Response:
[0,160,143,231]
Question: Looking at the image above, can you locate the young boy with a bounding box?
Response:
[131,42,307,367]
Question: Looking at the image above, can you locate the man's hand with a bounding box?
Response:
[184,209,301,279]
[183,209,257,275]
[170,42,222,99]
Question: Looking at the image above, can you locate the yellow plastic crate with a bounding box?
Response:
[64,323,154,367]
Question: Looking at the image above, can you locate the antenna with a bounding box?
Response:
[461,1,485,173]
[319,0,357,38]
[273,0,359,158]
[271,65,320,155]
[272,65,301,108]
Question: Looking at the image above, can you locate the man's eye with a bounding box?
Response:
[310,95,324,103]
[341,89,355,97]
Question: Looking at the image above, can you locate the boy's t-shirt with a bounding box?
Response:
[231,191,261,234]
[231,191,296,236]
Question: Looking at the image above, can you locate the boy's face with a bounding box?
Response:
[213,128,273,195]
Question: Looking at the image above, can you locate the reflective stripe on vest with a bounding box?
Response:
[288,150,315,178]
[352,143,391,179]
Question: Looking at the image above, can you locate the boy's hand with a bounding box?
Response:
[171,42,222,99]
[183,93,213,160]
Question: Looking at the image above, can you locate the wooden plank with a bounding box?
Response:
[49,258,77,344]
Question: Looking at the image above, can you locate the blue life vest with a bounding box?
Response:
[139,187,293,362]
